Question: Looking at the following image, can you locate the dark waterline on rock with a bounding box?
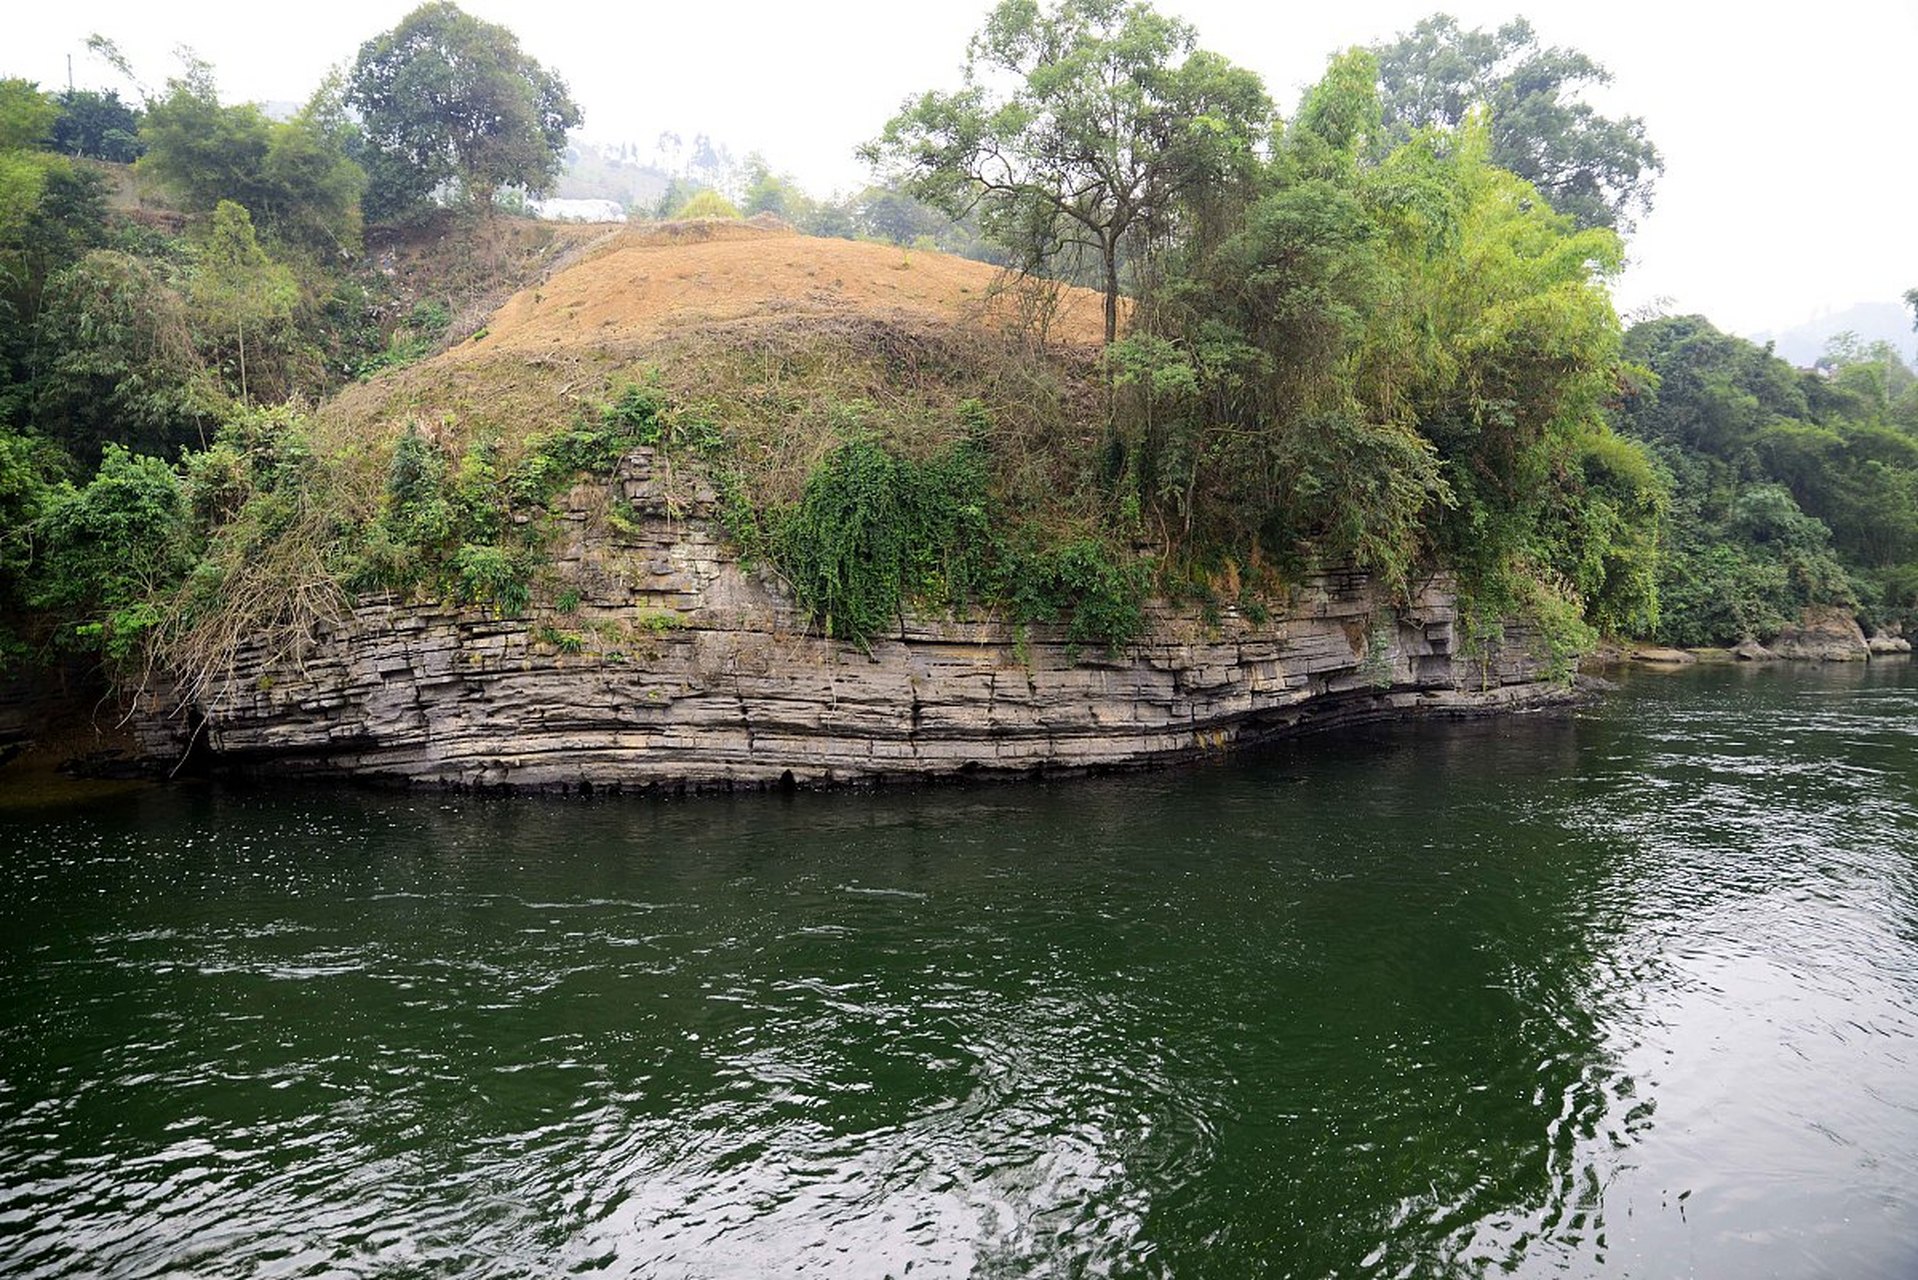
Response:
[2,660,1915,1277]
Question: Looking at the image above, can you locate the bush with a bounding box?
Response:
[1004,536,1147,656]
[452,543,530,616]
[355,298,451,378]
[767,428,1145,654]
[771,436,968,644]
[672,189,742,220]
[30,445,195,664]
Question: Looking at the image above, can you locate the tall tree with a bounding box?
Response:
[188,201,296,401]
[50,89,143,163]
[0,79,60,241]
[136,59,272,212]
[347,2,581,218]
[137,59,363,255]
[863,0,1270,345]
[1371,14,1661,232]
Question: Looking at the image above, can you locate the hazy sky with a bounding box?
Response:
[12,0,1916,340]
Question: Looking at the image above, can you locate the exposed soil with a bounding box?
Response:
[319,219,1114,489]
[445,218,1111,361]
[366,213,624,341]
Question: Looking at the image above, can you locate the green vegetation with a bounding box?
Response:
[751,424,1143,653]
[870,8,1665,666]
[1613,316,1918,644]
[48,88,143,163]
[671,189,742,221]
[1370,14,1662,232]
[0,0,1909,709]
[864,0,1271,345]
[348,1,580,219]
[138,60,365,256]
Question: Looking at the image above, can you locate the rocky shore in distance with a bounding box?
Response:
[1591,605,1911,670]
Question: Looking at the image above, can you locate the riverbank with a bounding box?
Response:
[1587,609,1913,671]
[127,445,1584,793]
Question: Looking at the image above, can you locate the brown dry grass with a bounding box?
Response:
[366,213,625,343]
[315,223,1116,508]
[445,220,1111,360]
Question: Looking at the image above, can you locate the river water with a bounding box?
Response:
[2,660,1915,1278]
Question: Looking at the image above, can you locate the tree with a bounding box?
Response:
[1371,14,1661,232]
[0,79,60,241]
[29,443,194,665]
[0,162,109,425]
[255,77,367,256]
[347,2,581,217]
[0,426,61,668]
[672,189,741,220]
[33,249,218,459]
[137,60,273,212]
[864,0,1270,345]
[0,79,107,425]
[739,153,811,223]
[189,201,297,400]
[137,60,363,255]
[50,89,143,163]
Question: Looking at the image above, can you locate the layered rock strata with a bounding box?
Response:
[133,450,1577,791]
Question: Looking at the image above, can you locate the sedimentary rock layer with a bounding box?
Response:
[134,449,1574,791]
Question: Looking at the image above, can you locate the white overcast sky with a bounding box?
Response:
[11,0,1916,339]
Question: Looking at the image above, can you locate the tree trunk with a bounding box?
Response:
[1103,240,1120,347]
[237,315,247,401]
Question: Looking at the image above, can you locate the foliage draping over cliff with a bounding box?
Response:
[1,0,1912,695]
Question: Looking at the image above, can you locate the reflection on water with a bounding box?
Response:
[1,660,1915,1277]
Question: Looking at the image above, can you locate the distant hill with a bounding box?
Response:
[1750,300,1916,369]
[555,143,671,214]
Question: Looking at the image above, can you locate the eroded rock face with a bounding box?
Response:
[132,450,1577,792]
[1770,606,1871,663]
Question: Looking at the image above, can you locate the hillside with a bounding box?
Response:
[1751,300,1917,369]
[461,218,1109,356]
[317,219,1115,520]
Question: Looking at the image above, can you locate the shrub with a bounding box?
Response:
[672,189,742,220]
[770,434,997,644]
[452,543,530,616]
[30,445,195,664]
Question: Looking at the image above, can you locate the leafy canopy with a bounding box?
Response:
[50,88,143,163]
[864,0,1271,344]
[348,1,581,217]
[1117,52,1657,647]
[0,79,62,242]
[1372,14,1662,232]
[137,59,364,255]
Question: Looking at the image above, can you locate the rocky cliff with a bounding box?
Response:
[132,448,1576,792]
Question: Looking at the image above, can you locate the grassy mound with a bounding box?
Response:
[158,227,1147,693]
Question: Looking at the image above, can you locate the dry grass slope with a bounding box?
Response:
[318,221,1115,513]
[452,218,1110,358]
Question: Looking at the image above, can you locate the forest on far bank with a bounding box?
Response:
[2,1,1915,698]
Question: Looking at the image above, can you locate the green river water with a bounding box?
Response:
[2,660,1915,1278]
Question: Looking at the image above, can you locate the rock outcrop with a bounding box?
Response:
[1867,627,1912,655]
[1629,646,1695,665]
[1769,606,1871,662]
[132,450,1579,792]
